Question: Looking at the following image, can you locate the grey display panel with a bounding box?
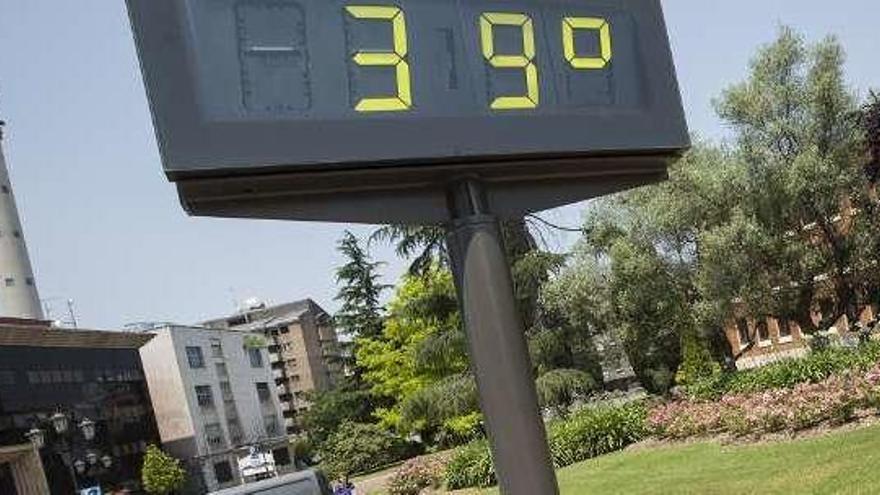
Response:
[126,0,688,223]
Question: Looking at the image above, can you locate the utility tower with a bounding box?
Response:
[0,121,44,319]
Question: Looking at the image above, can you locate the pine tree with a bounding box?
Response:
[141,444,186,495]
[335,231,388,340]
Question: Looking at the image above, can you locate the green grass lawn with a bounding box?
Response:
[470,424,880,494]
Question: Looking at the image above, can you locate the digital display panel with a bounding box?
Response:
[126,0,687,223]
[187,0,642,121]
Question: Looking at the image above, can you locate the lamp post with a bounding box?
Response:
[24,410,115,493]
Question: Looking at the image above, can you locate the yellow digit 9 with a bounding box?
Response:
[479,13,539,110]
[345,5,412,112]
[562,17,612,69]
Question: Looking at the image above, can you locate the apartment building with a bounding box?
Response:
[139,325,293,493]
[203,299,342,434]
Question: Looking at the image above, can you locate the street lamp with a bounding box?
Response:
[24,411,115,492]
[79,418,96,441]
[50,411,69,434]
[25,427,45,450]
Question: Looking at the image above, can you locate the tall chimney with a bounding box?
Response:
[0,121,44,319]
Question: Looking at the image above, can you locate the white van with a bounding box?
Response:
[207,470,333,495]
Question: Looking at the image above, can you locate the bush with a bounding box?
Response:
[141,445,187,495]
[686,342,880,400]
[444,402,648,490]
[651,364,880,439]
[387,455,448,495]
[547,402,648,468]
[444,440,496,490]
[318,422,413,480]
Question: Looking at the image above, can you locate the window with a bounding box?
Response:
[757,321,771,343]
[186,346,205,368]
[25,277,34,286]
[0,370,14,385]
[4,278,14,287]
[248,347,264,368]
[211,339,224,358]
[256,382,271,403]
[205,423,225,449]
[195,385,214,408]
[264,414,280,436]
[736,319,751,347]
[220,381,234,402]
[215,363,229,379]
[272,447,292,466]
[228,419,244,446]
[778,318,793,340]
[1,185,8,193]
[213,461,234,484]
[12,231,20,239]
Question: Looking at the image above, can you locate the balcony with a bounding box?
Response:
[269,351,281,363]
[280,401,293,412]
[272,368,285,381]
[276,383,291,396]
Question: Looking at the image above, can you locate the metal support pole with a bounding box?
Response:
[445,179,559,495]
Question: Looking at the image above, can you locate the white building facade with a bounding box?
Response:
[139,325,294,493]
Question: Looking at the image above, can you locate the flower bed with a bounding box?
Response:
[650,365,880,439]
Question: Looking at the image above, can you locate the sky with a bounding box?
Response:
[0,0,878,329]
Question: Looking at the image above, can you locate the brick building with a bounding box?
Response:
[203,299,342,433]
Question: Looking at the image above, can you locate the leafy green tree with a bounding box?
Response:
[535,368,597,416]
[141,444,186,495]
[318,422,413,480]
[335,231,388,341]
[356,267,469,436]
[299,388,379,446]
[703,28,878,332]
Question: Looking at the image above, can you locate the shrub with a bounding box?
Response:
[141,444,186,495]
[444,402,648,490]
[318,422,412,480]
[547,402,648,468]
[651,364,880,439]
[444,440,496,490]
[686,342,880,400]
[387,455,448,495]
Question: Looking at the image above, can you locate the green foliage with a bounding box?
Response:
[242,334,266,348]
[399,374,478,443]
[335,231,388,341]
[444,440,496,490]
[141,444,186,495]
[317,422,413,480]
[686,341,880,400]
[299,388,378,446]
[535,368,597,413]
[356,267,470,436]
[445,402,648,490]
[547,402,648,468]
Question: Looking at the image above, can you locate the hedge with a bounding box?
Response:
[686,341,880,400]
[444,402,648,490]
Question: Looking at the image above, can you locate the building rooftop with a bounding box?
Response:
[0,318,153,349]
[200,298,328,332]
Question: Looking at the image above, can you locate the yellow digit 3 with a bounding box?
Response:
[479,12,539,110]
[562,17,612,69]
[346,5,412,112]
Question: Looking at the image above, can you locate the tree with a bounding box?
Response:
[141,444,186,495]
[535,369,597,417]
[318,422,413,480]
[333,231,389,388]
[298,388,380,446]
[335,231,388,341]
